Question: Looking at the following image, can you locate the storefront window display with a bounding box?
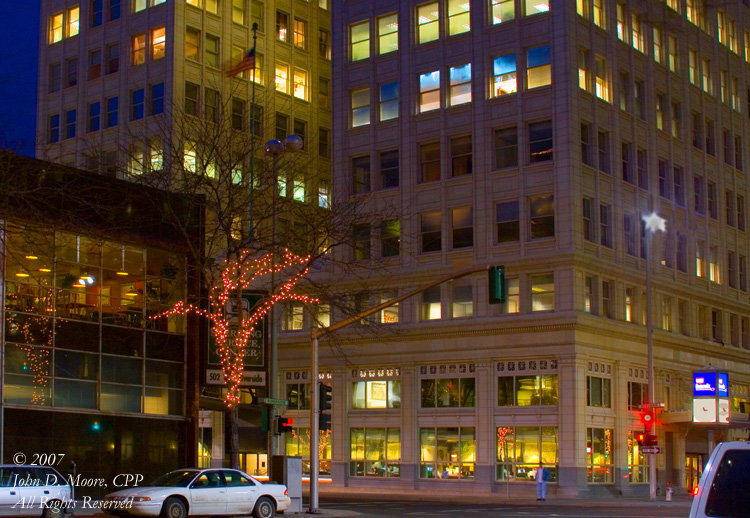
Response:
[628,430,649,483]
[421,377,475,407]
[420,427,475,479]
[496,426,558,481]
[285,427,332,476]
[352,380,401,408]
[350,427,400,477]
[587,427,614,483]
[497,375,558,406]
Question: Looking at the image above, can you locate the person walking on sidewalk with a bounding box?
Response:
[535,462,549,501]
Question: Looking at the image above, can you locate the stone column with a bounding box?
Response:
[557,356,587,497]
[400,365,418,488]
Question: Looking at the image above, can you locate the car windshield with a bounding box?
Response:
[149,470,200,487]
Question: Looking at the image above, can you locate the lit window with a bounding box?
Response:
[49,13,64,43]
[593,0,605,28]
[419,70,440,112]
[526,45,551,89]
[452,284,473,317]
[529,120,553,163]
[183,141,197,172]
[379,292,399,323]
[576,0,588,17]
[529,194,554,238]
[277,11,289,42]
[67,6,80,37]
[250,2,263,31]
[421,286,441,319]
[205,0,217,14]
[491,0,515,25]
[523,0,549,16]
[293,174,305,202]
[293,68,308,100]
[352,380,401,409]
[578,49,589,91]
[150,138,163,171]
[294,18,306,49]
[688,50,697,85]
[531,274,554,311]
[350,21,370,61]
[381,219,400,256]
[318,180,330,208]
[717,11,726,45]
[232,0,245,24]
[134,0,146,12]
[631,13,643,52]
[380,82,399,121]
[275,62,289,94]
[129,145,144,175]
[351,87,370,127]
[616,3,628,43]
[152,27,166,60]
[668,35,678,72]
[185,28,200,61]
[595,56,608,101]
[447,0,470,35]
[702,59,712,94]
[653,27,662,63]
[449,63,471,106]
[493,54,517,96]
[417,2,439,44]
[132,34,146,65]
[378,13,398,54]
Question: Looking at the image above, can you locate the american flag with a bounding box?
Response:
[225,47,256,78]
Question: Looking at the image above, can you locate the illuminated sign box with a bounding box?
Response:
[692,370,730,424]
[693,372,717,396]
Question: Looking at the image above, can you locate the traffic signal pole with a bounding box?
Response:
[307,265,492,513]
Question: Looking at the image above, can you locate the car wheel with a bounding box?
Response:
[161,497,187,518]
[41,501,64,518]
[252,496,275,518]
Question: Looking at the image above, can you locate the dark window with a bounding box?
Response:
[250,104,263,136]
[529,120,553,162]
[674,166,684,205]
[451,207,473,249]
[581,123,592,166]
[49,114,60,143]
[88,102,100,133]
[92,0,103,27]
[421,211,441,253]
[352,156,370,194]
[381,220,400,257]
[637,148,648,189]
[694,176,705,214]
[450,136,472,176]
[622,142,633,183]
[65,58,78,87]
[131,88,144,120]
[583,198,594,242]
[530,195,554,239]
[494,127,518,169]
[49,63,61,93]
[293,119,306,150]
[420,142,440,182]
[586,376,611,407]
[380,150,399,189]
[106,96,118,127]
[275,112,288,141]
[185,82,199,116]
[109,0,120,21]
[89,50,101,80]
[353,225,370,260]
[318,127,330,158]
[65,109,76,139]
[231,98,245,130]
[204,88,220,123]
[597,130,610,173]
[151,83,164,115]
[496,201,519,243]
[106,43,119,74]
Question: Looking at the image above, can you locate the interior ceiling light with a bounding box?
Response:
[25,255,38,260]
[117,271,129,276]
[15,272,29,277]
[39,268,51,273]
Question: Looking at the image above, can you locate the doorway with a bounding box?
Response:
[685,453,703,492]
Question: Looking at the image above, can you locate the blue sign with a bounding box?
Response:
[694,372,717,397]
[718,373,729,397]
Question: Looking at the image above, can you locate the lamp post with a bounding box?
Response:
[643,212,666,501]
[263,135,302,477]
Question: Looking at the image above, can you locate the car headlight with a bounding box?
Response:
[131,497,152,502]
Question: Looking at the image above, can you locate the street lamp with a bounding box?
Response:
[643,211,665,501]
[264,135,302,477]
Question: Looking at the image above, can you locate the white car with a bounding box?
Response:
[0,464,72,518]
[104,469,290,518]
[689,441,750,518]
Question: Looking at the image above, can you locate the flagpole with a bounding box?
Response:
[249,23,258,241]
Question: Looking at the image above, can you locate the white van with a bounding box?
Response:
[0,465,72,518]
[689,441,750,518]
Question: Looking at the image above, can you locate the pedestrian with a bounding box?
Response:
[535,462,549,501]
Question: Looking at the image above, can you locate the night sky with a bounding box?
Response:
[0,3,40,157]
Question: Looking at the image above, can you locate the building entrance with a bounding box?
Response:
[685,454,704,492]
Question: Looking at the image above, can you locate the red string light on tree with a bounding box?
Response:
[151,249,318,406]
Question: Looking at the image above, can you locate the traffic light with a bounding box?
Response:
[277,416,293,433]
[635,432,646,446]
[645,434,658,447]
[640,410,655,432]
[488,266,506,304]
[319,383,332,431]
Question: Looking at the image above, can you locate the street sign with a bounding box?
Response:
[206,369,266,387]
[642,447,661,454]
[260,397,289,406]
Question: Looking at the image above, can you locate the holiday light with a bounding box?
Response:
[151,250,318,406]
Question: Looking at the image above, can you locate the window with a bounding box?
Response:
[318,127,330,158]
[597,130,609,173]
[499,278,520,314]
[655,93,665,131]
[204,88,219,123]
[420,142,440,182]
[421,211,442,253]
[319,29,331,59]
[736,135,744,170]
[380,150,399,189]
[671,102,681,138]
[150,83,164,115]
[727,190,736,227]
[232,0,245,24]
[531,274,554,311]
[677,233,687,272]
[185,28,200,61]
[353,225,370,260]
[526,45,551,89]
[318,77,330,109]
[637,148,647,189]
[523,0,549,16]
[134,0,146,11]
[496,427,558,482]
[616,3,628,42]
[378,13,398,54]
[64,109,76,139]
[352,156,370,194]
[712,309,722,342]
[282,302,304,331]
[250,104,262,136]
[494,127,518,169]
[718,11,727,45]
[419,70,440,112]
[351,87,370,127]
[740,255,747,291]
[50,13,64,43]
[204,34,219,67]
[451,207,473,249]
[318,180,330,208]
[452,284,473,317]
[286,383,310,410]
[688,50,698,85]
[87,102,100,133]
[449,64,471,105]
[92,0,102,27]
[68,6,81,36]
[702,59,712,94]
[578,49,589,91]
[624,214,635,255]
[709,245,720,283]
[422,377,475,407]
[622,142,633,183]
[293,18,306,49]
[250,1,263,31]
[293,119,306,150]
[674,167,684,205]
[738,195,745,231]
[105,44,118,75]
[488,199,519,245]
[417,2,439,44]
[658,160,669,199]
[493,53,517,96]
[277,11,289,42]
[497,375,559,406]
[595,56,608,101]
[275,62,289,94]
[587,376,611,407]
[450,136,471,177]
[529,120,553,163]
[729,251,737,288]
[624,287,634,322]
[275,113,288,141]
[708,181,717,218]
[184,82,199,116]
[49,114,60,143]
[584,275,596,313]
[662,296,673,330]
[106,96,118,127]
[583,198,595,242]
[379,82,398,121]
[152,27,166,60]
[593,0,605,27]
[635,79,645,119]
[293,68,308,100]
[653,27,662,63]
[231,98,245,130]
[131,89,144,121]
[530,195,554,239]
[678,300,689,335]
[668,35,678,72]
[420,427,475,479]
[628,381,647,411]
[602,280,613,318]
[632,13,643,52]
[491,0,515,24]
[600,204,611,247]
[230,45,250,80]
[89,50,101,80]
[447,0,470,35]
[696,240,706,278]
[49,63,61,93]
[350,428,400,478]
[350,21,369,60]
[381,219,400,257]
[421,285,442,319]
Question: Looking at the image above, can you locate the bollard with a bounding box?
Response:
[666,483,673,502]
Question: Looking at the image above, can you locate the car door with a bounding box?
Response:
[0,467,21,516]
[188,470,227,515]
[221,471,258,515]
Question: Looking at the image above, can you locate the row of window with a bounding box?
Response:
[348,0,550,62]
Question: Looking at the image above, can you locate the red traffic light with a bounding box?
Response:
[640,410,655,431]
[277,416,293,433]
[636,433,646,446]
